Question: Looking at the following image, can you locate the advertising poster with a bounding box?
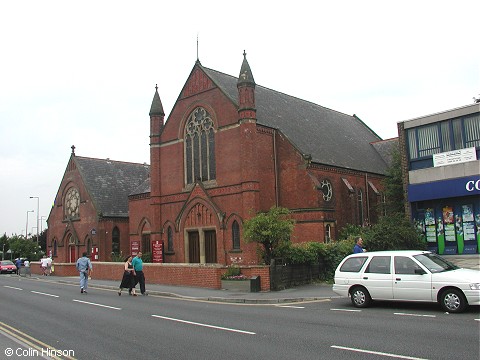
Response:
[461,204,477,254]
[425,209,435,225]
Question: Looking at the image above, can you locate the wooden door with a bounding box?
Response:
[205,230,217,263]
[188,232,200,263]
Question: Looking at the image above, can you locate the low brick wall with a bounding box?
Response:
[30,262,271,291]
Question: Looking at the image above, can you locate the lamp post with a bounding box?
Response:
[40,216,47,233]
[30,196,39,246]
[26,210,34,240]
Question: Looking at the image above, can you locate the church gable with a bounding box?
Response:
[180,65,215,99]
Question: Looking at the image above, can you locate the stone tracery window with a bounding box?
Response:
[185,107,216,184]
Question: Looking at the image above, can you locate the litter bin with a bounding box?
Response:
[250,276,261,292]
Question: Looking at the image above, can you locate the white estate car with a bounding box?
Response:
[333,250,480,313]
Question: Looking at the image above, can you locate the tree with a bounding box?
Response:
[243,207,295,265]
[364,213,426,251]
[9,236,43,261]
[381,144,405,215]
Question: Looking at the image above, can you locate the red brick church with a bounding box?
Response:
[47,52,396,264]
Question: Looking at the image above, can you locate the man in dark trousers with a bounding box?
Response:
[132,251,147,295]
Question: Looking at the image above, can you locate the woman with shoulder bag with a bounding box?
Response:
[118,255,137,296]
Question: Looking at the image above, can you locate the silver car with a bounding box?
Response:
[333,250,480,313]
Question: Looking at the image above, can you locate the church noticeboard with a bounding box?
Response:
[152,240,164,263]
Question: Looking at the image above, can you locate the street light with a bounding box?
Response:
[26,210,34,240]
[40,216,47,233]
[30,196,39,246]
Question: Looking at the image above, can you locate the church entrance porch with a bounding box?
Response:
[185,229,217,264]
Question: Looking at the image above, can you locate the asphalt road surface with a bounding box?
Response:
[0,275,478,360]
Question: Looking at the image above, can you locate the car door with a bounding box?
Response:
[393,256,433,301]
[361,256,393,300]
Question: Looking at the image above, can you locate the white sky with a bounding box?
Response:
[1,1,479,237]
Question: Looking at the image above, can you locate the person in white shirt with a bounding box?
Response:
[40,256,49,276]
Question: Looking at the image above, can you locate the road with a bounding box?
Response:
[0,275,478,360]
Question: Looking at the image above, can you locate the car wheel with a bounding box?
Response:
[440,288,467,313]
[350,286,371,308]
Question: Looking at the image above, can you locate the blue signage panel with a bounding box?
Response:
[408,176,480,202]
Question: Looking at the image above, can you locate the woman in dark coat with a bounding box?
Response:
[118,255,136,296]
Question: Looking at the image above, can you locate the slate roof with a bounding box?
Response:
[202,66,394,175]
[371,138,399,167]
[74,156,150,217]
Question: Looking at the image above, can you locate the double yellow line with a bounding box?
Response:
[0,321,76,360]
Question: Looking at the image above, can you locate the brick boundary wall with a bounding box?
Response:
[30,262,271,291]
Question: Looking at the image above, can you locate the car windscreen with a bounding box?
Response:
[1,261,14,265]
[413,253,459,273]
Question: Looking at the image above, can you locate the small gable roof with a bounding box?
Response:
[74,156,150,217]
[202,66,390,175]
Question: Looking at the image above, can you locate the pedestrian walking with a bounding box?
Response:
[15,258,22,275]
[76,252,92,294]
[118,255,136,296]
[132,251,147,295]
[40,255,49,276]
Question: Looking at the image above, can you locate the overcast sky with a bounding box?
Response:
[1,1,479,237]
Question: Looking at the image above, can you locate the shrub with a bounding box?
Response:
[364,214,426,251]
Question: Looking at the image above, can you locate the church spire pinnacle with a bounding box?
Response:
[149,84,165,116]
[237,50,255,86]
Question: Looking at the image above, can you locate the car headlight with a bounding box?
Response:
[469,283,480,290]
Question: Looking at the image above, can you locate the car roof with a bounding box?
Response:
[346,250,432,257]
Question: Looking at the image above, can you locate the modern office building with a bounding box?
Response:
[398,103,480,254]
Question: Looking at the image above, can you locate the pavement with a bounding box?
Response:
[20,254,480,305]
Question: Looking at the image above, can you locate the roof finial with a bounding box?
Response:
[155,84,158,91]
[71,145,76,156]
[197,34,199,61]
[243,50,246,58]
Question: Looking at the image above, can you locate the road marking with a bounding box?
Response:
[152,315,256,335]
[331,308,362,312]
[394,312,436,318]
[31,291,59,298]
[72,299,121,310]
[331,345,428,360]
[4,285,23,290]
[277,305,305,309]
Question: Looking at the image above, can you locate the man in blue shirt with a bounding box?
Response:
[76,252,92,294]
[132,251,147,296]
[353,237,365,254]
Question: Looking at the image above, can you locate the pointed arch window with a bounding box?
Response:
[52,239,58,257]
[87,238,92,255]
[112,227,120,255]
[357,189,364,226]
[167,226,174,252]
[232,220,240,250]
[185,107,216,184]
